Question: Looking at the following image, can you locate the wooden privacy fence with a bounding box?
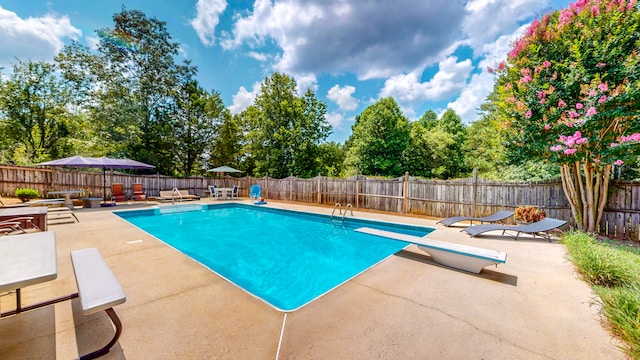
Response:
[1,165,638,240]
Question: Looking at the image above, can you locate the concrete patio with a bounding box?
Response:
[0,199,623,359]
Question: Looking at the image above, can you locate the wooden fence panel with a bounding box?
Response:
[1,165,638,240]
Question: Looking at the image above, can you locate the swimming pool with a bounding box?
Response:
[116,204,434,311]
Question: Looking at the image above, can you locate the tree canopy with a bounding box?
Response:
[489,0,640,231]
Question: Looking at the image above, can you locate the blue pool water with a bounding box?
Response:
[116,204,433,311]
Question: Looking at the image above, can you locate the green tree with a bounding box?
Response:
[490,0,640,232]
[246,73,330,178]
[317,141,346,177]
[209,112,242,171]
[344,97,410,177]
[173,64,226,175]
[0,60,80,163]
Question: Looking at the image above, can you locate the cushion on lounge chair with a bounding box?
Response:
[462,217,567,242]
[437,210,514,227]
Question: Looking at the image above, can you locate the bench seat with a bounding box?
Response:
[355,227,507,274]
[71,248,126,359]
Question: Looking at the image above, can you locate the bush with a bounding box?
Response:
[514,205,546,223]
[15,188,39,202]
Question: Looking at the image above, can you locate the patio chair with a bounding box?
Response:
[132,183,146,201]
[437,210,514,227]
[461,217,567,242]
[111,183,127,202]
[231,185,239,199]
[249,185,261,201]
[208,185,219,199]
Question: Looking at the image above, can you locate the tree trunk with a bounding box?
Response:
[559,161,611,233]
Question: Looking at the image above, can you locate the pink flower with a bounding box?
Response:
[598,82,608,92]
[598,95,607,103]
[521,68,531,76]
[540,98,547,104]
[544,124,551,130]
[558,100,567,107]
[593,159,600,163]
[542,60,552,68]
[568,110,580,118]
[525,110,532,118]
[567,122,574,128]
[498,62,505,70]
[614,160,624,166]
[589,90,598,97]
[504,83,512,91]
[520,75,533,83]
[487,66,494,73]
[596,62,606,68]
[576,137,588,144]
[586,107,597,116]
[550,145,563,152]
[537,91,546,99]
[610,143,618,148]
[575,103,584,109]
[592,5,600,16]
[564,148,577,155]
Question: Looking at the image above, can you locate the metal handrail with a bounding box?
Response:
[330,203,342,220]
[342,204,354,221]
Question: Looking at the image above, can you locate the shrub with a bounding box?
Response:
[15,188,39,202]
[514,205,546,223]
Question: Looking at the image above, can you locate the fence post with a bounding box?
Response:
[472,168,478,217]
[317,175,321,204]
[355,175,360,209]
[290,174,293,201]
[403,171,409,214]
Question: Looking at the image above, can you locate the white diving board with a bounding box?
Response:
[355,227,507,274]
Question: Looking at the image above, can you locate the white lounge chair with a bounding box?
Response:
[355,227,507,274]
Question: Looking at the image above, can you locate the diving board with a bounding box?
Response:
[355,227,507,274]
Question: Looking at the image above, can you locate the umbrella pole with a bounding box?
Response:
[103,167,107,204]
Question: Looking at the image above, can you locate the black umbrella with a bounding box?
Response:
[39,156,155,205]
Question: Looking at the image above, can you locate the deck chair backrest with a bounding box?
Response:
[133,183,144,194]
[112,183,124,196]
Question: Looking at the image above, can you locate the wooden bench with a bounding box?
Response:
[71,248,126,360]
[355,227,507,274]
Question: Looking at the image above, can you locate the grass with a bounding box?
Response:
[563,231,640,359]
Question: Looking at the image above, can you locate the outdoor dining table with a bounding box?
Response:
[47,190,82,209]
[215,187,233,199]
[0,231,77,317]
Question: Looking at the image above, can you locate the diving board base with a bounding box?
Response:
[355,227,507,274]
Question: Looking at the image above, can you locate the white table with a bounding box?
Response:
[0,231,77,317]
[215,187,233,199]
[47,190,82,209]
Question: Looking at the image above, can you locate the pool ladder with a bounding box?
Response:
[331,203,354,221]
[171,187,183,204]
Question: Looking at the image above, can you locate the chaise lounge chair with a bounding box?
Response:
[355,227,507,274]
[461,217,567,242]
[437,210,514,227]
[111,183,127,202]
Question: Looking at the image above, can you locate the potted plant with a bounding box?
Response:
[514,205,546,224]
[15,188,39,203]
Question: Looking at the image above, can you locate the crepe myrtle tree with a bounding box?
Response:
[489,0,640,232]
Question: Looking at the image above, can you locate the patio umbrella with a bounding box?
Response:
[207,165,242,173]
[38,156,155,205]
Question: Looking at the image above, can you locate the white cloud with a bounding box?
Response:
[327,85,358,111]
[379,56,473,105]
[325,112,345,129]
[463,0,547,54]
[248,51,268,61]
[294,73,318,95]
[0,6,81,69]
[222,0,465,79]
[190,0,227,46]
[229,82,261,114]
[447,25,529,123]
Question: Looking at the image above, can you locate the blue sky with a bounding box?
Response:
[0,0,572,143]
